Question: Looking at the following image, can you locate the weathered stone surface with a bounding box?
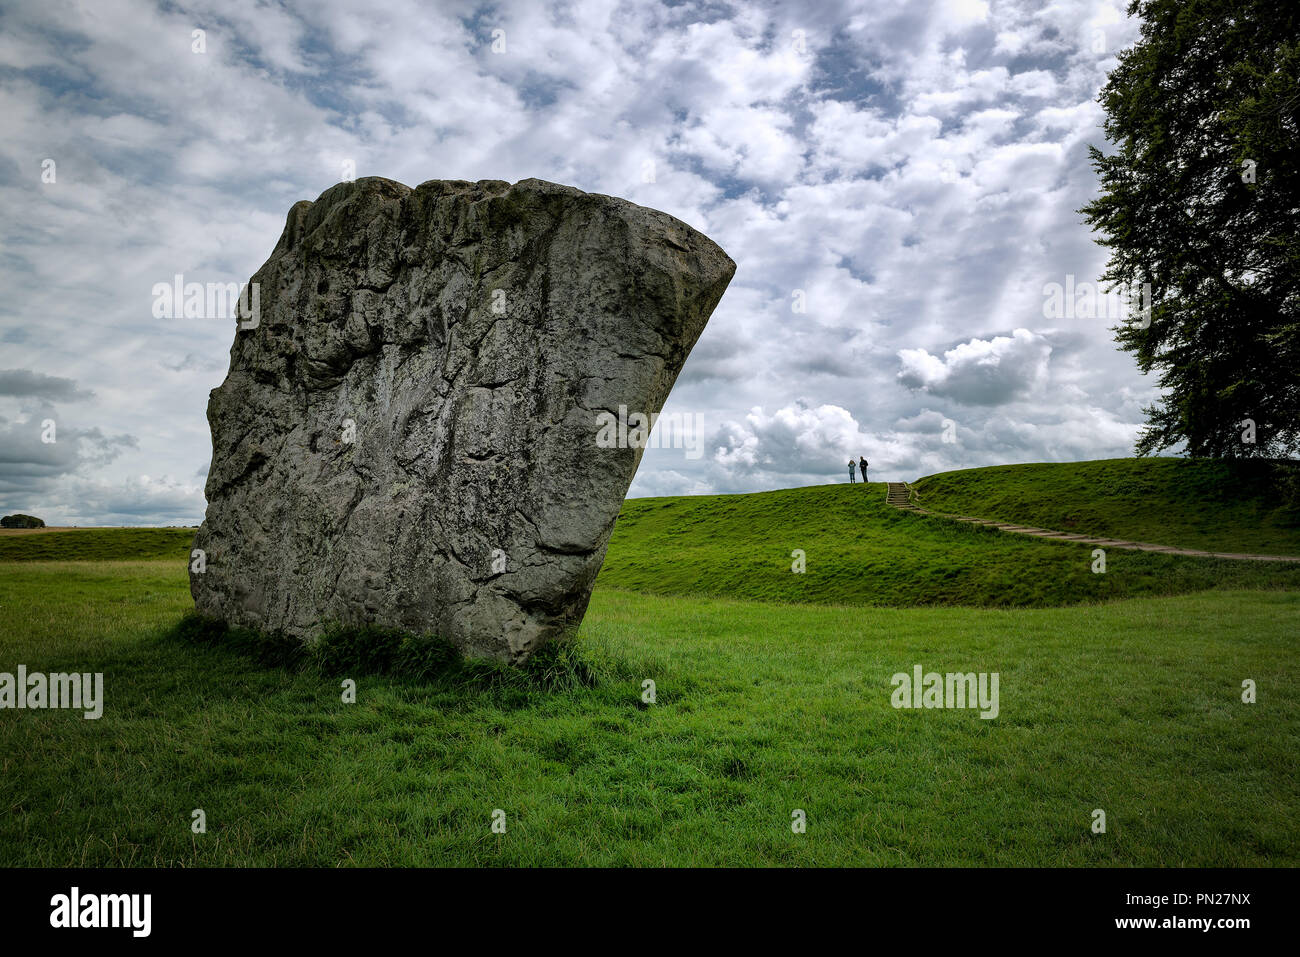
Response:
[191,176,734,663]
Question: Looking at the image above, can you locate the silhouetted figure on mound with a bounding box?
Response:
[859,457,868,484]
[847,460,856,483]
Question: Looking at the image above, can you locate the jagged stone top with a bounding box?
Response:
[270,176,733,275]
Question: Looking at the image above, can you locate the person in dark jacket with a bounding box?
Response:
[859,456,868,484]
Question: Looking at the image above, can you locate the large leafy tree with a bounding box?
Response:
[1081,0,1299,457]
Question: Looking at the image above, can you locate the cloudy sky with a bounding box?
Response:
[0,0,1156,525]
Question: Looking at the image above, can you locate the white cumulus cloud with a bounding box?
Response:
[897,328,1052,406]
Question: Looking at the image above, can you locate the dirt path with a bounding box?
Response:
[884,482,1300,564]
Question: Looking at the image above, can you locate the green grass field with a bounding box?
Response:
[1,459,1297,866]
[0,527,196,562]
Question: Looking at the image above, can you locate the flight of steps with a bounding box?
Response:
[886,482,914,508]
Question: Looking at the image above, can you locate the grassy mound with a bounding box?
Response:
[9,458,1298,608]
[911,458,1300,556]
[595,482,1300,607]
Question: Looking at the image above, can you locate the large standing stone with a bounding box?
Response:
[191,177,734,663]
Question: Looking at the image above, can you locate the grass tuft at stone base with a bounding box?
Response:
[165,612,602,696]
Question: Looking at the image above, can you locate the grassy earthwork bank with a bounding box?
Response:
[595,481,1300,605]
[1,458,1297,866]
[911,457,1300,557]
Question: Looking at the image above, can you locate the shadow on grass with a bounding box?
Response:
[164,611,619,704]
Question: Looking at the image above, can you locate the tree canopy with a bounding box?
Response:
[1081,0,1299,458]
